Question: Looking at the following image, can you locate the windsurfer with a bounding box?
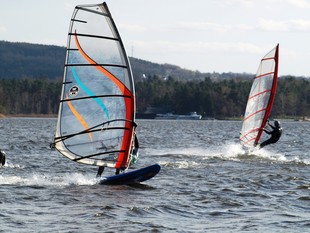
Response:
[0,149,6,166]
[258,120,282,149]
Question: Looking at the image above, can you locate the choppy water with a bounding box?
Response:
[0,118,309,232]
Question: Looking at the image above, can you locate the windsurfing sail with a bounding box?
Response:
[240,44,279,147]
[52,2,136,171]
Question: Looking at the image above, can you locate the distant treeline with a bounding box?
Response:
[137,76,310,118]
[0,78,61,115]
[0,76,309,118]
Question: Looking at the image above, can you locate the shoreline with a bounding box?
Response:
[0,114,57,118]
[0,114,309,122]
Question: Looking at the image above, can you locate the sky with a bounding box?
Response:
[1,0,310,77]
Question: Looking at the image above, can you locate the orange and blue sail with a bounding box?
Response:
[54,2,135,169]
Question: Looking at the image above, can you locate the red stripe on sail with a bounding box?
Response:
[74,32,135,169]
[256,71,274,79]
[244,108,267,121]
[248,89,271,100]
[240,127,261,141]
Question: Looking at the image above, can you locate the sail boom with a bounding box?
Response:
[73,150,126,162]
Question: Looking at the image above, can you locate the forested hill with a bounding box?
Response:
[0,41,65,80]
[0,40,309,118]
[0,40,253,81]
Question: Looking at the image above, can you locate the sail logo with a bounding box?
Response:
[69,85,79,97]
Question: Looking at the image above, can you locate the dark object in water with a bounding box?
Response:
[0,150,6,166]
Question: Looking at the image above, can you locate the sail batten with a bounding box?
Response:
[240,44,279,148]
[55,126,130,142]
[256,71,274,79]
[54,2,136,169]
[68,32,119,41]
[60,94,132,103]
[71,19,87,23]
[65,64,128,68]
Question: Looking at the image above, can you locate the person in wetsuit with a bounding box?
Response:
[259,120,282,149]
[0,149,6,166]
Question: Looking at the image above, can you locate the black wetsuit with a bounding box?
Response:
[0,150,5,166]
[259,123,282,149]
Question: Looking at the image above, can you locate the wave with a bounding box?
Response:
[145,142,310,166]
[0,172,97,186]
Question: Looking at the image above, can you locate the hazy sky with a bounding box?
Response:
[1,0,310,76]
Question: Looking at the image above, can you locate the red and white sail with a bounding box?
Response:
[240,44,279,147]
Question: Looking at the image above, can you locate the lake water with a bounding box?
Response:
[0,118,309,232]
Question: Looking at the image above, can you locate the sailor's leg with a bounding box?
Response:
[96,166,104,177]
[259,138,272,149]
